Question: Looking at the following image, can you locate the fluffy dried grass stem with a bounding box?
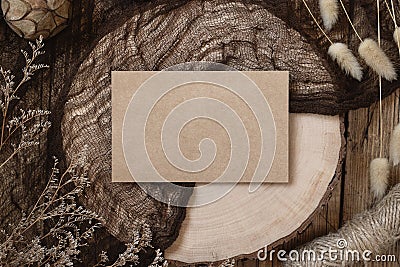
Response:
[370,158,389,201]
[387,0,400,55]
[358,38,397,81]
[327,43,363,80]
[377,0,384,158]
[319,0,339,30]
[389,123,400,166]
[337,0,363,42]
[301,0,367,80]
[301,0,333,44]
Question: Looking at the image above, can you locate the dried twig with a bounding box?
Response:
[0,36,50,170]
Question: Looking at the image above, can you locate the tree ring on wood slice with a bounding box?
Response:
[166,113,343,263]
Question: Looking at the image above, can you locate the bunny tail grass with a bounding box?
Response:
[389,123,400,165]
[319,0,339,30]
[358,38,397,81]
[370,158,389,201]
[328,42,363,81]
[394,27,400,48]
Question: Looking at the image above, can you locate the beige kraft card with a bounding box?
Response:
[112,71,288,183]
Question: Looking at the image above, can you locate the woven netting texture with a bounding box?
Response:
[60,0,400,248]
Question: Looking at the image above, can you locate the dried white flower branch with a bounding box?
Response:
[217,259,235,267]
[1,151,169,267]
[0,150,101,267]
[0,36,50,170]
[0,36,168,267]
[94,223,168,267]
[148,249,169,267]
[205,259,236,267]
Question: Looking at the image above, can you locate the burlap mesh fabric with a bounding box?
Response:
[62,0,400,248]
[2,0,400,254]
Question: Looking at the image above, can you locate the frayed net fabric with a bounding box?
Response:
[59,0,400,249]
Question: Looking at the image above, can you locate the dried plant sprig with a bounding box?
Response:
[305,0,397,81]
[328,42,363,81]
[390,0,400,55]
[0,36,50,170]
[1,36,49,140]
[94,223,168,267]
[301,0,363,80]
[0,36,167,267]
[376,0,385,159]
[301,0,333,44]
[394,27,400,49]
[337,0,363,42]
[370,158,389,201]
[148,249,169,267]
[0,149,167,267]
[218,259,236,267]
[0,150,102,267]
[337,0,397,81]
[389,123,400,165]
[0,109,51,169]
[383,0,400,55]
[111,224,152,266]
[358,38,397,81]
[319,0,339,30]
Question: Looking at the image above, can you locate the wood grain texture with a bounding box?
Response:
[342,89,400,266]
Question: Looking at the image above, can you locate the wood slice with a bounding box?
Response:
[166,113,342,263]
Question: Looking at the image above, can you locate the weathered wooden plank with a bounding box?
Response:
[344,88,400,267]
